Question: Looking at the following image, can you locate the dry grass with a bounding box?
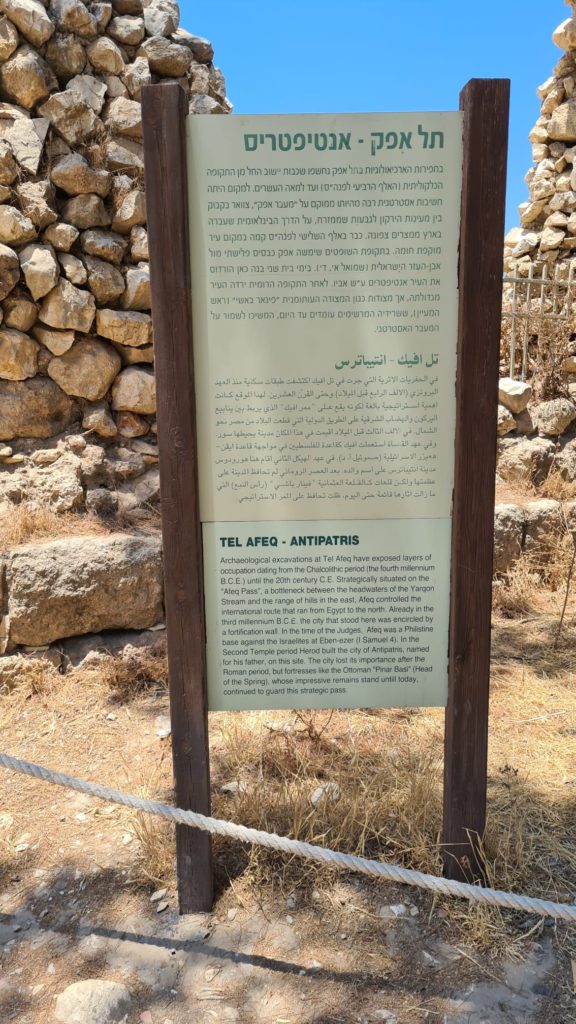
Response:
[0,504,111,553]
[102,640,168,703]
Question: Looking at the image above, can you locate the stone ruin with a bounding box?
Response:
[494,1,576,574]
[0,0,229,517]
[1,1,575,662]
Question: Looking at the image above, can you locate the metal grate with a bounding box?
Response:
[501,262,576,380]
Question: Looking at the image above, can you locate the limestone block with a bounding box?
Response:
[0,16,19,61]
[92,1,112,30]
[0,141,17,185]
[524,499,564,552]
[112,340,152,364]
[553,437,576,481]
[493,504,525,574]
[497,436,557,484]
[66,73,107,113]
[498,377,532,413]
[189,94,226,115]
[33,323,74,354]
[51,152,111,197]
[0,206,36,245]
[142,0,178,37]
[83,254,124,303]
[112,365,155,412]
[80,227,127,263]
[0,0,55,47]
[540,225,566,250]
[42,221,78,251]
[16,180,57,229]
[103,95,141,139]
[39,90,101,145]
[19,243,59,299]
[111,188,145,232]
[497,403,516,437]
[511,231,540,257]
[50,0,97,38]
[121,56,150,99]
[47,336,121,399]
[121,264,149,309]
[116,409,148,436]
[548,100,576,141]
[4,117,49,174]
[553,17,576,51]
[58,252,87,285]
[108,14,144,44]
[86,35,124,74]
[189,62,210,96]
[174,30,213,63]
[0,377,76,439]
[0,45,57,109]
[102,73,127,98]
[82,399,117,436]
[5,534,163,645]
[0,243,19,300]
[531,397,576,436]
[97,307,151,345]
[140,34,192,76]
[129,224,147,260]
[112,0,142,13]
[3,292,37,331]
[39,278,95,333]
[0,327,38,379]
[60,193,111,229]
[209,65,226,100]
[46,32,87,81]
[104,136,143,172]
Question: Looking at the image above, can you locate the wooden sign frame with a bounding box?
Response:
[142,78,510,912]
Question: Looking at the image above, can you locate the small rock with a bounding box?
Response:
[86,36,125,75]
[154,714,171,738]
[33,324,75,355]
[66,73,107,114]
[220,780,247,795]
[83,400,117,437]
[156,900,169,913]
[54,979,131,1024]
[39,278,96,333]
[4,292,38,332]
[45,33,87,82]
[108,14,145,45]
[310,782,340,807]
[0,243,19,300]
[51,153,111,197]
[497,403,516,437]
[61,194,111,230]
[150,887,167,902]
[140,34,192,76]
[51,0,98,38]
[19,243,60,300]
[43,222,79,252]
[97,307,152,346]
[81,228,128,264]
[0,206,36,246]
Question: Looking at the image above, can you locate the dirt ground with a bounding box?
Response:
[0,599,575,1023]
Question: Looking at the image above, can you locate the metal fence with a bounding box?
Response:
[501,262,576,380]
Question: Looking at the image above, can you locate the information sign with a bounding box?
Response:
[186,113,462,710]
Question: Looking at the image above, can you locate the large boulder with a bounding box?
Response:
[4,533,164,645]
[523,499,564,553]
[493,504,525,574]
[0,378,77,439]
[497,436,557,484]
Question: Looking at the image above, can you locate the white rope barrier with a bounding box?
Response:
[1,752,575,923]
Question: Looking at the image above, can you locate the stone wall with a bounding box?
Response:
[0,0,229,465]
[504,1,576,276]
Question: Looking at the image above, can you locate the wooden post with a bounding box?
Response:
[443,79,510,881]
[142,82,213,912]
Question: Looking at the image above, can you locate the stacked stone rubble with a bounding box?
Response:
[0,0,229,462]
[504,1,576,275]
[497,2,576,486]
